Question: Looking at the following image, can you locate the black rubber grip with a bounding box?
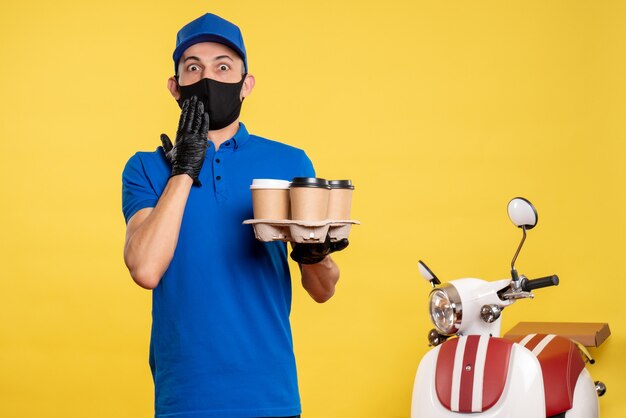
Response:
[521,275,559,291]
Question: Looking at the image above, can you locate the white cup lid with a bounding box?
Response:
[250,179,291,190]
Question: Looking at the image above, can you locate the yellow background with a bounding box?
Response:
[1,1,624,417]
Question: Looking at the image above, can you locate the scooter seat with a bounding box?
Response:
[509,334,585,416]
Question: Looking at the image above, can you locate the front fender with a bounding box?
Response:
[411,338,546,418]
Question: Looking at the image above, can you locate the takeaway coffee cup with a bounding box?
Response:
[327,180,355,220]
[289,177,331,221]
[250,179,291,219]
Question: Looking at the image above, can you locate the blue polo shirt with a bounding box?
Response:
[122,123,314,418]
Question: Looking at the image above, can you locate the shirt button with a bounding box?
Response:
[216,176,222,180]
[216,158,221,163]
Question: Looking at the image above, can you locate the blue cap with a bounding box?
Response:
[173,13,247,74]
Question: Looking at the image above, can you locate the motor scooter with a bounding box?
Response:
[411,197,607,418]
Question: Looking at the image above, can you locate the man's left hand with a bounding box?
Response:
[290,235,349,265]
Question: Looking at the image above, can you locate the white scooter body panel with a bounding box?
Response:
[411,343,546,418]
[446,278,512,336]
[566,368,599,418]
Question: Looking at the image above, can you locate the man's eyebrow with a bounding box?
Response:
[214,55,234,62]
[182,55,235,64]
[183,55,202,63]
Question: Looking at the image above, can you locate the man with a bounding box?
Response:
[122,13,348,418]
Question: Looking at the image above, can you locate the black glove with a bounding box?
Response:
[160,96,209,186]
[290,235,349,265]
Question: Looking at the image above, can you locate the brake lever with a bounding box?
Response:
[501,288,534,300]
[502,275,534,300]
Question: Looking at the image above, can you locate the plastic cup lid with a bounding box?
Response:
[329,179,355,190]
[290,177,330,189]
[250,179,291,189]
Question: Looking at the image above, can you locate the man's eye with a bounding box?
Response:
[218,64,230,71]
[188,64,200,71]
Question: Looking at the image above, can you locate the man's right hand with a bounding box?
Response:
[160,96,210,186]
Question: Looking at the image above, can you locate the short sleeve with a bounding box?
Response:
[298,150,316,178]
[122,153,159,224]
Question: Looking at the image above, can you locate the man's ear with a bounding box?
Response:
[241,74,255,99]
[167,76,181,100]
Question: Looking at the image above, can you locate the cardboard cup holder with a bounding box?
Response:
[247,178,358,244]
[243,219,360,244]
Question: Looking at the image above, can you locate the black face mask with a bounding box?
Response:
[177,74,247,130]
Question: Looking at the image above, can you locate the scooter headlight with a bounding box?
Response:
[429,284,462,335]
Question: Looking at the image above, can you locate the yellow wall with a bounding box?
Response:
[1,1,624,416]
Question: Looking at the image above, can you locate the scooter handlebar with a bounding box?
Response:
[521,275,559,291]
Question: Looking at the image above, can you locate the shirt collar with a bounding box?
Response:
[220,122,250,150]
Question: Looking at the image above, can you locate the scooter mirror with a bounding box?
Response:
[507,197,538,230]
[418,260,441,286]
